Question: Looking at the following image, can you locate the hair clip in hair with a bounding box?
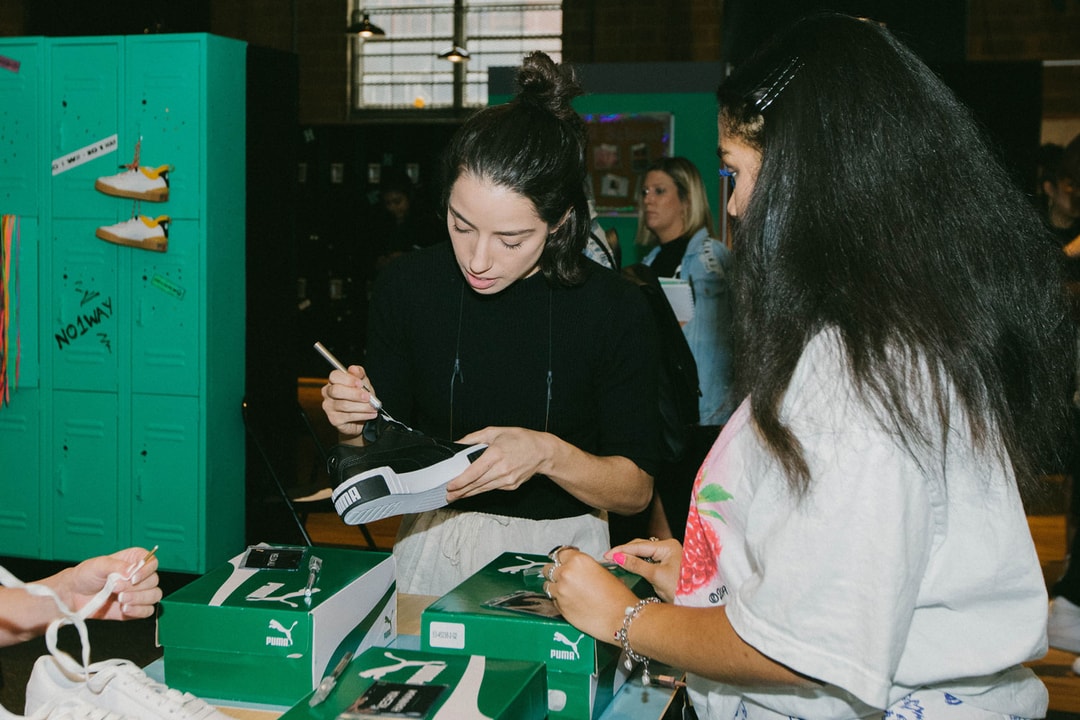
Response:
[749,56,803,113]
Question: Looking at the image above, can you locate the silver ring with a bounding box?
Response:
[546,564,556,582]
[548,544,579,564]
[649,537,660,542]
[543,582,553,600]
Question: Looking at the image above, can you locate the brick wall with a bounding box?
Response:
[966,0,1080,118]
[562,0,722,63]
[0,2,23,38]
[208,0,349,123]
[0,0,1077,122]
[297,0,1075,122]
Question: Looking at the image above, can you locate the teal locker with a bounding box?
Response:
[0,41,43,391]
[196,34,247,573]
[0,389,42,556]
[0,34,246,572]
[130,393,200,572]
[0,40,44,215]
[0,41,44,550]
[49,217,120,392]
[130,218,200,396]
[47,39,123,222]
[51,389,120,559]
[124,37,202,221]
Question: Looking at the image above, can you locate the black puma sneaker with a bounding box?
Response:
[328,417,486,525]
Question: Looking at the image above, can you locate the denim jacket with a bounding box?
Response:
[643,227,735,425]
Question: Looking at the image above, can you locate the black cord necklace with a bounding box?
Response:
[448,281,553,438]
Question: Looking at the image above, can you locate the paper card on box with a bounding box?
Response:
[278,647,546,720]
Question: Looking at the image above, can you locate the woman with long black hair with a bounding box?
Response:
[546,13,1072,719]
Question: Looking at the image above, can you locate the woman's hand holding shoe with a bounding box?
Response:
[447,426,552,500]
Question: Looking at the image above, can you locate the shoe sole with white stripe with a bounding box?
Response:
[331,444,486,525]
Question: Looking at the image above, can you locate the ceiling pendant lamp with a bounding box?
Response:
[347,9,385,38]
[438,45,470,62]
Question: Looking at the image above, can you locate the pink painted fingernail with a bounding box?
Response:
[612,552,626,566]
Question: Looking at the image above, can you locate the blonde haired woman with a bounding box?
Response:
[632,156,735,540]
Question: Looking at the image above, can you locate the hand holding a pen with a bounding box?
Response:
[317,342,383,440]
[321,364,380,438]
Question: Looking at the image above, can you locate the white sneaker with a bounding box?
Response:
[25,656,231,720]
[0,561,225,720]
[0,696,136,720]
[95,215,170,253]
[1048,596,1080,653]
[94,165,171,202]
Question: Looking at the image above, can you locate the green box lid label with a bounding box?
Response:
[428,621,466,650]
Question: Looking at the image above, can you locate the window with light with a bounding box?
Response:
[349,1,562,110]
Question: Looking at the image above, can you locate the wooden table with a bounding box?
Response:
[1026,647,1080,714]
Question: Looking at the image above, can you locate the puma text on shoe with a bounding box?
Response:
[328,418,486,525]
[94,165,171,202]
[95,215,170,253]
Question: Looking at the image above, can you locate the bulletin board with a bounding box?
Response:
[584,112,672,214]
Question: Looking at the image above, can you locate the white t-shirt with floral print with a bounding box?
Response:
[676,329,1048,719]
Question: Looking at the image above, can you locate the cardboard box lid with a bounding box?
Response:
[160,545,395,659]
[421,552,652,675]
[163,545,391,608]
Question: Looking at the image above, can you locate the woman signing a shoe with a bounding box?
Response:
[543,13,1070,720]
[321,51,661,596]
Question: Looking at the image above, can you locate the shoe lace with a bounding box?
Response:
[122,138,141,172]
[84,660,221,719]
[0,556,151,680]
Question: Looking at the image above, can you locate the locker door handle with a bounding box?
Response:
[135,472,143,501]
[56,466,67,496]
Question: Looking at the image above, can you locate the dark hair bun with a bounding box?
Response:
[515,51,583,123]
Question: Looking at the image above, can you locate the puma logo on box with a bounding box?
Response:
[266,619,298,647]
[550,631,584,661]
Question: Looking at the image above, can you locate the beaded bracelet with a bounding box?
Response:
[614,597,660,685]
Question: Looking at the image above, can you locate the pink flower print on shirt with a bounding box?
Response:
[676,402,745,599]
[678,505,721,595]
[677,474,733,596]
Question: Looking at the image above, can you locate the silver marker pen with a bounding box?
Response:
[313,341,392,417]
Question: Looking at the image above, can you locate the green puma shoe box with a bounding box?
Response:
[420,552,647,718]
[158,545,397,706]
[277,646,547,719]
[545,653,633,720]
